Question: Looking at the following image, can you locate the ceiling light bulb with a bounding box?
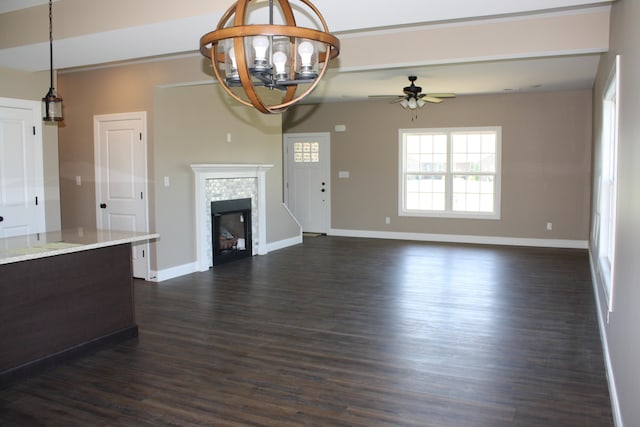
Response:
[224,45,240,82]
[228,47,237,71]
[408,97,417,109]
[252,36,270,62]
[298,41,314,67]
[273,51,288,80]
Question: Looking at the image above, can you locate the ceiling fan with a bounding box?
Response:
[370,76,456,110]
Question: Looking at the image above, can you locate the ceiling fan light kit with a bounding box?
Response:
[401,96,425,110]
[372,75,456,116]
[199,0,340,114]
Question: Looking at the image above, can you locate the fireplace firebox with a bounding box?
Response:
[211,198,252,266]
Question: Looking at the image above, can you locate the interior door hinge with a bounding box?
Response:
[139,132,142,141]
[140,192,143,200]
[33,126,36,135]
[142,249,145,258]
[35,196,38,206]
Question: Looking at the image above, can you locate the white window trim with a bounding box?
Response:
[597,55,620,312]
[398,126,502,220]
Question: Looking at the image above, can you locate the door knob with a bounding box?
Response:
[321,189,325,192]
[0,216,3,222]
[100,203,107,209]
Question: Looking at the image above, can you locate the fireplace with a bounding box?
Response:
[191,164,272,271]
[211,198,252,265]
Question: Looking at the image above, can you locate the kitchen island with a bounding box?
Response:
[0,229,158,385]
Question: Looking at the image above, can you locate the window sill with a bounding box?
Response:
[399,211,501,220]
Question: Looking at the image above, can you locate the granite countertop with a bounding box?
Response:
[0,229,159,265]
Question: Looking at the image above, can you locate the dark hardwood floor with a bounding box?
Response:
[0,237,612,426]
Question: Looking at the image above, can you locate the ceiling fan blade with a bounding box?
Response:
[426,93,456,98]
[368,95,402,98]
[422,96,444,103]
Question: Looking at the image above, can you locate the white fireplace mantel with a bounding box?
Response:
[191,164,273,271]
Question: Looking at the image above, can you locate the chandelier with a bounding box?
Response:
[199,0,340,114]
[42,0,63,122]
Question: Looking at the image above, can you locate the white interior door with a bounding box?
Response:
[94,112,149,279]
[284,133,330,233]
[0,98,45,239]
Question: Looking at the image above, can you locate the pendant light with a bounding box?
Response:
[42,0,63,122]
[199,0,340,114]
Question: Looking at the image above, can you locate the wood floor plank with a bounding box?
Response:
[0,237,612,426]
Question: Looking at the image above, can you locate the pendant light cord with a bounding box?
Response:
[48,0,54,92]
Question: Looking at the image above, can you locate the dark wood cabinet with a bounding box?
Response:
[1,241,142,385]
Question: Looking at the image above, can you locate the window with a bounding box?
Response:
[399,127,501,219]
[293,142,319,163]
[597,55,620,309]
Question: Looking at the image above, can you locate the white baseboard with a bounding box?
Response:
[588,249,623,427]
[150,235,302,282]
[328,228,588,249]
[266,234,303,252]
[149,231,586,283]
[149,261,198,282]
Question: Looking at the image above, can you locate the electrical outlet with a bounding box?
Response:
[385,217,391,224]
[546,222,553,231]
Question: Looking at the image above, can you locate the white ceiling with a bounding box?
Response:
[0,0,611,103]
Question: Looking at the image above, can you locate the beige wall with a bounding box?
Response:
[284,90,592,241]
[154,84,294,270]
[0,67,61,231]
[57,55,299,273]
[0,0,231,49]
[591,0,640,425]
[337,8,609,71]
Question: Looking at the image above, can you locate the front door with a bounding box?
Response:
[94,112,149,279]
[284,133,330,233]
[0,98,45,239]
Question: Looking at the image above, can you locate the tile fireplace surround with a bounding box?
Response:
[191,164,273,271]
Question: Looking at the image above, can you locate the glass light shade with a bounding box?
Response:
[272,39,291,81]
[247,36,271,69]
[42,89,63,122]
[417,98,426,108]
[295,39,319,78]
[408,97,418,109]
[248,36,270,71]
[400,99,409,109]
[223,40,240,83]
